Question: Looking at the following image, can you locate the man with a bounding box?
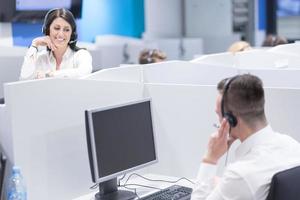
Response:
[191,74,300,200]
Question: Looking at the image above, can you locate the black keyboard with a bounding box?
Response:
[140,185,192,200]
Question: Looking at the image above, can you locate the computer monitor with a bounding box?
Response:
[85,98,158,200]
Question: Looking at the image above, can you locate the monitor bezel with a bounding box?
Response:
[86,98,158,184]
[0,0,83,22]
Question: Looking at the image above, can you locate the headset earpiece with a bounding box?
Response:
[146,49,155,63]
[221,76,239,128]
[42,8,57,35]
[224,112,237,127]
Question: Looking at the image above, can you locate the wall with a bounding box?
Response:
[143,0,183,38]
[184,0,232,37]
[8,0,144,46]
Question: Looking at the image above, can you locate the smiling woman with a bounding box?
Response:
[19,8,92,80]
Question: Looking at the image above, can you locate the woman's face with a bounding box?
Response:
[49,17,72,49]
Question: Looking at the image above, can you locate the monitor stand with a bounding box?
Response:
[95,178,136,200]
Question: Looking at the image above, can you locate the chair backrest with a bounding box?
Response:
[266,166,300,200]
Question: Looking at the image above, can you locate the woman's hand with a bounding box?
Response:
[32,36,57,51]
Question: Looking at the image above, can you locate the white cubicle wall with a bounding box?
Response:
[2,79,144,200]
[191,49,300,69]
[268,43,300,57]
[0,56,24,98]
[84,64,143,82]
[190,52,235,67]
[3,60,300,199]
[142,61,237,85]
[264,88,300,142]
[238,68,300,88]
[86,61,300,179]
[234,50,300,69]
[143,84,218,178]
[0,46,27,98]
[141,84,300,179]
[0,46,27,57]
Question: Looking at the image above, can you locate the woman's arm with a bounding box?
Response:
[19,36,57,80]
[19,46,39,80]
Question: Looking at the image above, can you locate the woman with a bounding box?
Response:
[20,8,92,80]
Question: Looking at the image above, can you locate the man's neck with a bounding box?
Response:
[239,121,268,142]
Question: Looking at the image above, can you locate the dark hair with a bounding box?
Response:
[217,74,266,126]
[42,8,80,51]
[139,49,167,64]
[262,34,288,47]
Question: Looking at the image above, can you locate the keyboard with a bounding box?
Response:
[140,185,192,200]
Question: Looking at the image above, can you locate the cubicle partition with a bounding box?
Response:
[140,61,300,178]
[84,64,143,82]
[234,49,300,69]
[264,88,300,142]
[190,52,235,67]
[1,79,144,200]
[143,83,218,178]
[238,68,300,88]
[0,46,27,57]
[192,48,300,69]
[2,60,300,199]
[268,43,300,57]
[142,60,237,85]
[0,56,23,99]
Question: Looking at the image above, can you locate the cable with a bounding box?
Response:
[123,173,195,186]
[225,127,232,166]
[89,182,98,190]
[119,184,140,199]
[89,174,127,190]
[121,183,162,191]
[118,174,127,186]
[120,183,163,200]
[89,173,195,195]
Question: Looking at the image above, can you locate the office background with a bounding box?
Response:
[1,0,271,49]
[1,0,300,199]
[11,0,145,46]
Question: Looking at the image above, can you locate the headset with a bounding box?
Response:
[42,8,78,44]
[146,49,155,63]
[221,75,239,128]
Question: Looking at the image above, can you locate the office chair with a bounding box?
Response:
[266,166,300,200]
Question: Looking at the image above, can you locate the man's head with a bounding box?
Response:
[139,49,167,64]
[216,74,267,138]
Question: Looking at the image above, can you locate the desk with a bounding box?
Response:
[73,174,194,200]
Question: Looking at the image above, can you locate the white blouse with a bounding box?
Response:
[20,46,93,80]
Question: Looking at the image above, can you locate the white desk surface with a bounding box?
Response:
[73,174,195,200]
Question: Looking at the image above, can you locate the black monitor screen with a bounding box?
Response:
[85,99,157,185]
